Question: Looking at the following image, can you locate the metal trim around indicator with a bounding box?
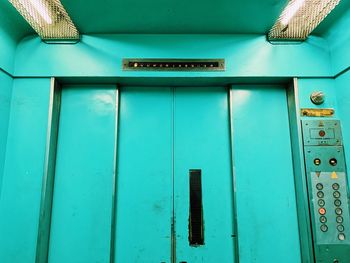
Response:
[122,59,225,71]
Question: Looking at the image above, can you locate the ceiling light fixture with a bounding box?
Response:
[268,0,340,41]
[9,0,79,42]
[18,0,53,25]
[281,0,305,26]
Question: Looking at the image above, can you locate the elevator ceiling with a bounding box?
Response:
[0,0,349,40]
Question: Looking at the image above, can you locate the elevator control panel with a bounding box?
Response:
[302,120,350,262]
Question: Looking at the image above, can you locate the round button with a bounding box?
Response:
[332,183,340,190]
[319,130,326,137]
[338,233,346,241]
[333,191,341,198]
[334,199,342,207]
[337,225,345,232]
[335,208,343,215]
[314,158,321,166]
[320,216,327,223]
[320,224,328,232]
[329,158,338,166]
[317,191,325,198]
[336,216,343,223]
[318,199,325,207]
[319,208,326,215]
[316,183,323,190]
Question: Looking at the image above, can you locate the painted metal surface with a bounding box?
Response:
[1,0,349,40]
[298,79,339,117]
[62,0,287,34]
[48,86,116,263]
[324,7,350,75]
[301,119,350,262]
[335,71,350,178]
[0,71,13,194]
[115,87,173,262]
[1,0,350,78]
[36,79,61,263]
[14,35,331,78]
[297,79,347,170]
[0,0,32,73]
[2,0,347,37]
[0,78,51,263]
[287,79,314,263]
[110,88,120,263]
[174,87,236,262]
[231,85,302,262]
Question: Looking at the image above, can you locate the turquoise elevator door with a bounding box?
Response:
[174,87,235,262]
[115,87,173,263]
[116,87,235,263]
[232,86,302,262]
[49,86,117,263]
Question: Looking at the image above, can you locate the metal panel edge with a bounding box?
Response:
[229,86,240,263]
[109,86,120,263]
[35,78,62,263]
[286,78,315,263]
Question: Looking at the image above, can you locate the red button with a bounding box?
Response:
[319,208,326,215]
[319,130,326,137]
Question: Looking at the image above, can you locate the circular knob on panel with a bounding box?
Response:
[310,91,325,105]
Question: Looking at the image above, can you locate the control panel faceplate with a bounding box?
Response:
[302,120,350,262]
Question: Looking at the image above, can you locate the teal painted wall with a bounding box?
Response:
[297,78,338,115]
[324,8,350,75]
[0,71,12,196]
[335,72,350,176]
[0,0,31,73]
[297,77,350,176]
[0,78,51,263]
[0,28,16,73]
[14,34,331,77]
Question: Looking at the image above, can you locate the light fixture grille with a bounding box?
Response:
[268,0,340,41]
[9,0,79,41]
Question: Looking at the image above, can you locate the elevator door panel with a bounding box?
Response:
[115,87,173,263]
[174,87,236,262]
[49,86,116,263]
[232,86,301,262]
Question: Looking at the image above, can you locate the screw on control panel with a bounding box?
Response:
[310,91,325,105]
[334,260,339,263]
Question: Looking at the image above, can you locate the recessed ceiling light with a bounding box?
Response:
[9,0,79,41]
[268,0,340,41]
